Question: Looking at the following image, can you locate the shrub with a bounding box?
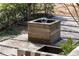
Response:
[0,3,28,30]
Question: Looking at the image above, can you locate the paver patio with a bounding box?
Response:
[0,16,79,56]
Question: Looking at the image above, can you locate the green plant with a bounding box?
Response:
[0,27,20,37]
[0,3,28,31]
[60,37,79,55]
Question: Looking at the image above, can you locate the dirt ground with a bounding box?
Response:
[54,3,79,16]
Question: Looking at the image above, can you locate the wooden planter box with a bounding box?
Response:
[28,18,61,45]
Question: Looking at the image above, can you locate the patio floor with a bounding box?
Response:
[0,16,79,56]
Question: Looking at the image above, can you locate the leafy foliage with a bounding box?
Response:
[60,37,79,55]
[0,3,28,29]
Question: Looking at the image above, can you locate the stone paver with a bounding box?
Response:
[68,46,79,56]
[0,37,44,51]
[13,34,28,41]
[55,39,79,46]
[53,16,79,40]
[0,46,17,56]
[0,53,8,56]
[0,35,16,42]
[61,31,79,40]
